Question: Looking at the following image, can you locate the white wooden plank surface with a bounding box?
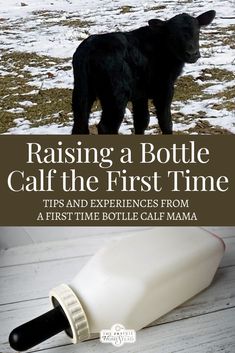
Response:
[0,227,151,249]
[1,226,234,249]
[1,228,234,268]
[3,308,234,353]
[0,233,128,267]
[1,264,235,353]
[0,227,151,266]
[1,228,234,353]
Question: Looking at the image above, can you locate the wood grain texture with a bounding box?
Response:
[1,229,234,268]
[3,308,234,353]
[0,228,150,267]
[1,265,235,352]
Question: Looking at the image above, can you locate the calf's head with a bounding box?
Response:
[149,10,216,63]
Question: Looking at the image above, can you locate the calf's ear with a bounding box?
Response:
[197,10,216,26]
[148,19,164,30]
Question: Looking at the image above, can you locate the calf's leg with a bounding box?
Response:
[72,86,95,134]
[98,94,128,134]
[154,84,174,134]
[98,104,126,134]
[132,98,150,134]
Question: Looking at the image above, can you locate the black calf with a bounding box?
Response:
[72,10,216,135]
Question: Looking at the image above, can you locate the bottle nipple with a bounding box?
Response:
[9,305,70,351]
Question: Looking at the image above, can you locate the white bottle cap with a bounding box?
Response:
[49,283,90,343]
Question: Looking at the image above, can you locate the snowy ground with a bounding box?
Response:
[0,0,234,134]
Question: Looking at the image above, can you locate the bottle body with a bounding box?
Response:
[67,227,224,334]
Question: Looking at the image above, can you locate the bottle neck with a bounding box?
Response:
[49,283,90,343]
